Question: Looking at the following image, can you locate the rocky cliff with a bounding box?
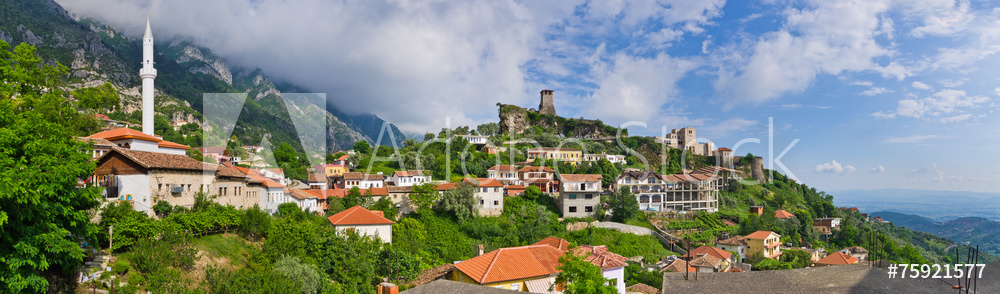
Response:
[498,103,623,138]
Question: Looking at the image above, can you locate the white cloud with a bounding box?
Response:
[873,89,990,121]
[995,87,1000,96]
[871,165,885,173]
[882,134,939,144]
[815,160,856,174]
[940,79,967,88]
[715,0,894,106]
[906,164,945,183]
[583,53,698,124]
[911,81,933,91]
[850,81,874,86]
[860,87,892,96]
[780,104,802,110]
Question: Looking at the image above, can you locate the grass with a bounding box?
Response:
[191,233,254,266]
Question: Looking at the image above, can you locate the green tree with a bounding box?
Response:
[523,185,543,200]
[275,256,323,294]
[555,252,618,294]
[437,182,479,222]
[0,41,105,291]
[370,196,398,220]
[609,186,639,222]
[153,200,173,218]
[72,82,120,110]
[353,140,372,155]
[410,183,440,213]
[241,205,272,241]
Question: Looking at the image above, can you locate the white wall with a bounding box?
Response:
[158,147,187,155]
[335,224,392,243]
[603,267,626,294]
[477,187,504,216]
[117,174,152,216]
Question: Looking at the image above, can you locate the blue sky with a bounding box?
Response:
[59,0,1000,192]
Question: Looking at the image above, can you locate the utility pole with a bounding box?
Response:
[108,225,113,262]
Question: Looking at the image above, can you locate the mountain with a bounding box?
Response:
[0,0,404,154]
[830,189,1000,221]
[874,211,1000,256]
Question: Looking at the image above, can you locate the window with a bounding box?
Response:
[569,206,577,212]
[480,199,484,205]
[158,184,162,191]
[568,194,577,200]
[585,206,593,212]
[511,283,519,290]
[495,285,505,289]
[585,194,593,199]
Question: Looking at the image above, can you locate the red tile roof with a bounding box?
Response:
[815,252,858,265]
[327,206,395,225]
[684,246,733,261]
[519,166,555,173]
[453,245,563,284]
[626,283,660,294]
[533,236,570,252]
[661,259,696,273]
[715,236,748,246]
[343,172,385,181]
[288,189,318,200]
[488,165,519,171]
[393,170,412,177]
[100,148,205,171]
[775,209,795,219]
[746,230,778,240]
[558,174,603,182]
[323,187,390,198]
[88,127,190,149]
[574,245,628,269]
[464,178,504,188]
[505,185,526,190]
[715,147,732,152]
[436,182,458,191]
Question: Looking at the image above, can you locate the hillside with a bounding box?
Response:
[0,0,404,155]
[875,211,1000,256]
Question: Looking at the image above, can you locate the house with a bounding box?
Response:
[452,245,563,292]
[613,171,720,212]
[860,213,871,221]
[402,280,520,293]
[690,166,741,190]
[92,148,234,216]
[715,236,749,262]
[814,217,841,228]
[88,127,190,155]
[307,173,328,190]
[682,246,733,272]
[775,209,795,219]
[327,206,394,243]
[518,166,556,193]
[213,163,263,210]
[312,163,349,178]
[487,165,520,185]
[652,127,715,156]
[343,172,385,189]
[258,168,289,186]
[503,185,526,197]
[625,283,659,294]
[558,174,603,218]
[745,231,782,260]
[813,225,833,240]
[228,166,287,214]
[803,248,827,262]
[838,246,869,261]
[78,137,116,160]
[288,189,320,213]
[660,259,697,273]
[573,245,628,294]
[814,252,859,267]
[526,147,583,165]
[457,135,489,145]
[582,152,626,165]
[534,236,571,252]
[466,178,505,216]
[749,206,764,216]
[389,170,431,187]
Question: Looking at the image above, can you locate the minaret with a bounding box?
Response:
[139,16,157,135]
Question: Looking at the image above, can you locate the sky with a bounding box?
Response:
[56,0,1000,193]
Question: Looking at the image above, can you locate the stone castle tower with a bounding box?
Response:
[538,89,556,116]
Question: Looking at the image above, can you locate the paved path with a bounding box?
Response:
[595,222,653,235]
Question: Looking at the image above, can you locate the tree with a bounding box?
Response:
[275,256,323,294]
[370,196,398,220]
[153,200,173,218]
[523,185,543,200]
[0,41,104,293]
[437,182,479,222]
[555,252,618,294]
[353,140,371,155]
[410,183,440,213]
[609,186,639,222]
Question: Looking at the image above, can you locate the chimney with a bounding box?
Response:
[478,244,484,256]
[376,283,399,294]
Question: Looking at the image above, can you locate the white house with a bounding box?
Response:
[288,189,319,213]
[327,206,394,243]
[389,170,431,187]
[457,135,489,145]
[467,178,504,216]
[715,235,749,263]
[574,245,628,293]
[486,165,520,185]
[343,172,385,189]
